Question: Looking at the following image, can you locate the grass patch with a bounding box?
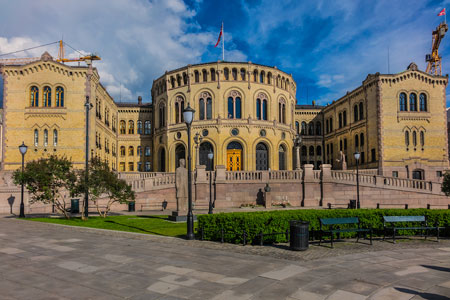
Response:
[28,215,196,238]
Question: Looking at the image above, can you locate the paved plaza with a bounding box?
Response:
[0,217,449,299]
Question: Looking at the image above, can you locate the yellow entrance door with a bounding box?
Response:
[227,149,242,171]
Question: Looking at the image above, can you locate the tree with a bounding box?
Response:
[76,158,135,218]
[441,171,450,196]
[13,155,77,219]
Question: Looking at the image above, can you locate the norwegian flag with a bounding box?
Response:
[438,8,446,16]
[214,23,223,48]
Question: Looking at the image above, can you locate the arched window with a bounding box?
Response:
[137,120,143,134]
[405,131,410,147]
[30,86,39,107]
[301,145,307,156]
[326,119,329,134]
[202,69,208,82]
[316,145,322,156]
[360,133,364,147]
[145,146,151,156]
[194,71,199,83]
[174,96,185,123]
[240,68,246,80]
[399,93,407,111]
[338,113,342,128]
[210,68,216,81]
[329,118,333,131]
[119,120,126,134]
[183,72,188,85]
[420,131,425,146]
[199,92,212,120]
[309,145,314,156]
[343,111,347,126]
[413,131,417,146]
[409,93,417,111]
[316,122,321,135]
[359,102,364,120]
[44,129,48,146]
[53,129,58,146]
[267,72,272,84]
[232,68,237,80]
[120,146,125,156]
[170,76,175,88]
[278,98,286,124]
[340,140,343,151]
[420,93,427,111]
[144,120,151,134]
[199,142,214,171]
[354,105,358,122]
[279,144,286,170]
[355,134,359,149]
[128,120,134,134]
[227,91,242,119]
[176,74,181,86]
[34,129,39,146]
[56,86,64,107]
[301,121,307,135]
[308,122,314,135]
[137,146,142,156]
[43,86,51,107]
[159,103,165,128]
[295,121,300,134]
[175,144,186,168]
[256,93,268,120]
[224,68,229,80]
[128,146,134,156]
[145,162,151,172]
[260,71,265,83]
[253,69,258,82]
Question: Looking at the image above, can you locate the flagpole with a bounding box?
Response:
[222,22,225,61]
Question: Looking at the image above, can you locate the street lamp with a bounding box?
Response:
[354,152,361,209]
[183,104,195,240]
[18,142,28,218]
[193,132,203,166]
[208,150,214,214]
[293,134,302,170]
[84,96,91,218]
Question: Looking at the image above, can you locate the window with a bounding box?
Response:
[437,171,443,177]
[128,162,134,172]
[137,146,142,156]
[256,93,268,120]
[34,129,39,146]
[267,72,272,84]
[199,92,212,120]
[308,122,314,135]
[392,171,398,177]
[340,140,343,151]
[371,148,376,162]
[316,146,322,156]
[329,118,333,131]
[119,120,126,134]
[344,138,347,150]
[53,129,58,146]
[316,122,321,135]
[227,91,242,119]
[343,111,347,126]
[413,131,417,147]
[174,96,185,123]
[253,69,258,82]
[338,113,342,128]
[420,93,427,111]
[210,68,216,81]
[301,146,307,156]
[409,93,417,111]
[326,119,329,134]
[159,103,165,128]
[399,93,407,111]
[309,146,314,156]
[128,146,134,156]
[183,72,188,84]
[203,69,208,82]
[30,86,39,107]
[405,131,410,147]
[420,131,425,147]
[278,99,286,124]
[232,68,237,80]
[138,162,142,172]
[194,71,199,83]
[301,122,307,135]
[359,102,364,120]
[145,146,151,156]
[128,120,134,134]
[137,120,143,134]
[355,134,359,149]
[240,68,246,80]
[360,133,364,147]
[361,152,365,164]
[43,86,51,107]
[295,121,299,134]
[224,68,229,80]
[119,162,125,172]
[354,105,358,122]
[145,162,151,172]
[171,76,176,89]
[260,71,265,83]
[56,86,64,107]
[120,146,126,157]
[144,121,151,134]
[44,129,48,146]
[177,74,181,87]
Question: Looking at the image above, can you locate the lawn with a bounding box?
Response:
[28,215,197,238]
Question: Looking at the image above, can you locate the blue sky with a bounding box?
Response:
[1,0,450,106]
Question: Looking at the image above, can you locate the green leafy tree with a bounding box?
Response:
[76,158,135,218]
[441,171,450,196]
[12,155,77,219]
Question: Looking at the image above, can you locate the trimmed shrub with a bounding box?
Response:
[197,209,450,244]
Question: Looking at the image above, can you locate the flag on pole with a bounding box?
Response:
[438,8,446,16]
[214,23,223,48]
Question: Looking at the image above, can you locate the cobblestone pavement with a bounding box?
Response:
[0,218,450,299]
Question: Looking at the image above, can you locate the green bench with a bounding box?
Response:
[383,215,442,243]
[319,217,372,248]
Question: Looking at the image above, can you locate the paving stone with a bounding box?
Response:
[103,253,133,263]
[216,277,249,285]
[157,265,195,275]
[159,274,201,287]
[369,286,417,300]
[211,290,252,300]
[57,260,100,273]
[395,266,430,276]
[327,290,367,300]
[340,280,381,296]
[147,281,180,294]
[259,264,308,281]
[289,289,326,300]
[189,270,226,282]
[438,280,450,289]
[0,247,25,254]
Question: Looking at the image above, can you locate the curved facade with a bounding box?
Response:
[152,62,298,172]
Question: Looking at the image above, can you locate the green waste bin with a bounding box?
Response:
[128,201,135,212]
[71,199,80,214]
[290,220,309,251]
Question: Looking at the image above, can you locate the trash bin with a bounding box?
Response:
[71,199,79,214]
[128,201,135,212]
[290,220,309,251]
[349,200,356,209]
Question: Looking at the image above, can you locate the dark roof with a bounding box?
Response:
[295,104,324,109]
[116,102,152,108]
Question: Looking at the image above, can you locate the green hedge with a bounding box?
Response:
[197,209,450,244]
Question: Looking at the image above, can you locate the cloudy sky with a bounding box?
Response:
[1,0,450,106]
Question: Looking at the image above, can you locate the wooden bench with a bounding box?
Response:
[383,215,442,243]
[319,217,372,248]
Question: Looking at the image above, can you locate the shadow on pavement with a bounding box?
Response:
[421,265,450,273]
[394,287,449,300]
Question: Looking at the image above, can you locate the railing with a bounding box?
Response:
[383,177,431,191]
[331,171,356,181]
[226,171,262,181]
[149,173,176,187]
[313,170,321,180]
[269,170,302,181]
[206,171,216,181]
[118,172,173,180]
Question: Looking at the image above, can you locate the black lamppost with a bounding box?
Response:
[183,104,195,240]
[84,96,91,218]
[208,150,214,214]
[354,152,361,209]
[18,142,28,218]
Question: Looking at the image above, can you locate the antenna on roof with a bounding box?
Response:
[388,46,390,74]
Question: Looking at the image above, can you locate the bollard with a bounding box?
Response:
[285,229,290,242]
[328,203,332,209]
[427,204,431,209]
[405,204,409,209]
[200,226,204,241]
[242,230,247,246]
[259,231,264,246]
[376,203,380,209]
[221,226,224,243]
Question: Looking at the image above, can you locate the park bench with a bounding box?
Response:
[319,217,372,248]
[383,215,442,243]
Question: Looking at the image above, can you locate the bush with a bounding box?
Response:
[197,209,450,244]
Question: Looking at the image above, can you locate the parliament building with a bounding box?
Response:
[0,53,448,182]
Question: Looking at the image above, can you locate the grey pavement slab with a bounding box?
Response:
[0,217,450,299]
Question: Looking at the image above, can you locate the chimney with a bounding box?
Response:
[138,96,142,106]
